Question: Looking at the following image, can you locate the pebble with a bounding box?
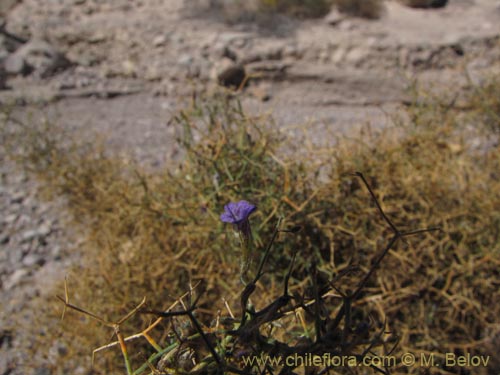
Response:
[4,50,31,75]
[3,268,30,290]
[216,31,251,47]
[19,224,51,244]
[22,253,45,267]
[88,31,107,44]
[121,59,137,77]
[4,38,71,78]
[48,341,68,363]
[0,234,9,245]
[178,54,194,67]
[153,34,167,47]
[2,213,18,225]
[8,247,23,265]
[20,229,39,243]
[324,8,345,26]
[51,245,62,259]
[33,367,51,375]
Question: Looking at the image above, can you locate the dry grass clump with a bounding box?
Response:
[464,75,500,135]
[319,121,500,374]
[2,76,500,374]
[2,97,326,372]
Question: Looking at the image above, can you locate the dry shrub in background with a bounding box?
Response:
[333,0,385,19]
[185,0,386,21]
[465,75,500,135]
[185,0,453,23]
[2,98,319,373]
[398,0,448,9]
[2,73,499,374]
[259,0,335,18]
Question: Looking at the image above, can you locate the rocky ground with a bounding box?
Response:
[1,0,500,373]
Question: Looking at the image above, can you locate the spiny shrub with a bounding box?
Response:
[60,172,439,374]
[2,77,499,374]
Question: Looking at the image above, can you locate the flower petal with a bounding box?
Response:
[220,200,256,224]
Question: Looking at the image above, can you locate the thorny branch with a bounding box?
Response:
[58,172,440,375]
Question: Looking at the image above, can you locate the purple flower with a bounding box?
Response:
[221,200,257,283]
[220,200,257,230]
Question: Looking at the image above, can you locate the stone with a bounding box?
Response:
[22,254,45,267]
[325,8,345,26]
[177,54,193,67]
[331,47,347,64]
[48,341,68,361]
[20,223,51,243]
[51,245,62,259]
[169,33,184,44]
[9,191,24,204]
[399,0,448,8]
[0,47,7,62]
[4,39,71,78]
[248,82,272,102]
[246,60,289,80]
[0,233,9,245]
[2,213,18,225]
[0,29,25,53]
[3,50,31,75]
[0,65,6,89]
[145,66,162,81]
[153,34,167,47]
[121,59,137,77]
[214,45,238,61]
[8,247,23,265]
[215,59,246,89]
[216,31,251,47]
[240,45,283,65]
[345,47,369,65]
[282,44,302,59]
[3,268,29,290]
[33,367,51,375]
[20,229,38,243]
[88,31,107,44]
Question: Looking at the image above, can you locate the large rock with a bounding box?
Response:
[3,38,71,77]
[215,58,246,89]
[399,0,448,8]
